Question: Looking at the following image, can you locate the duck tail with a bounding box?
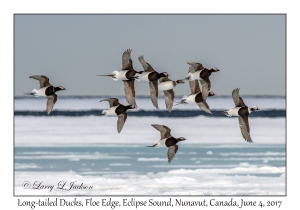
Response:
[23,89,37,96]
[146,143,158,147]
[129,76,140,80]
[134,74,141,81]
[174,95,188,106]
[222,110,230,117]
[22,92,34,96]
[97,71,119,81]
[184,73,192,81]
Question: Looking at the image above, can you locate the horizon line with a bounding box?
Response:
[14,94,286,98]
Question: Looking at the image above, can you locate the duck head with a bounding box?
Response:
[208,91,217,97]
[250,106,260,111]
[54,86,66,92]
[175,79,185,84]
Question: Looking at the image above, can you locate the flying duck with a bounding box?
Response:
[177,66,216,114]
[137,55,169,109]
[100,98,134,133]
[223,88,259,143]
[185,62,220,90]
[158,76,185,112]
[24,75,66,115]
[97,49,140,108]
[147,124,186,163]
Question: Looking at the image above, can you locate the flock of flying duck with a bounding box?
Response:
[24,49,260,163]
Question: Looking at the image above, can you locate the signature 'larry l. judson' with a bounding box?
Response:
[58,181,93,191]
[30,181,93,192]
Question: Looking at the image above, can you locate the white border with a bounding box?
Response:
[2,0,297,209]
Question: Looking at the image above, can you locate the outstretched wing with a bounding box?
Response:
[187,62,204,71]
[122,49,134,70]
[117,113,127,133]
[149,81,159,109]
[29,75,51,88]
[100,98,120,107]
[138,55,155,72]
[197,101,212,114]
[46,94,57,115]
[151,124,172,139]
[167,145,179,163]
[189,81,201,95]
[238,116,253,143]
[123,80,137,108]
[200,80,209,100]
[163,89,174,112]
[232,88,246,107]
[188,65,200,94]
[202,77,211,91]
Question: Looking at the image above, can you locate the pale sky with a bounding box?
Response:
[14,14,285,96]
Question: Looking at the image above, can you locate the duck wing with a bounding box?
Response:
[100,98,120,107]
[199,80,209,101]
[189,80,201,94]
[232,88,246,107]
[117,113,127,133]
[163,89,174,112]
[46,94,57,115]
[197,101,212,114]
[187,65,201,94]
[122,49,134,70]
[29,75,51,88]
[238,116,253,143]
[138,55,155,72]
[149,81,159,109]
[151,124,172,139]
[167,145,178,163]
[123,80,137,108]
[187,62,204,71]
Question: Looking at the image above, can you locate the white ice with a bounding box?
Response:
[15,166,285,195]
[14,112,286,196]
[15,116,285,145]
